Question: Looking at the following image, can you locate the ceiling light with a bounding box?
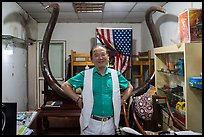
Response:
[73,2,105,13]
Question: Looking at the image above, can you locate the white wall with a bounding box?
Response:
[2,2,37,40]
[2,2,38,111]
[38,23,141,58]
[141,2,202,57]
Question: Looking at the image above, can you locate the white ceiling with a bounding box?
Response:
[16,2,167,23]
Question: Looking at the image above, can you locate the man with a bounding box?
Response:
[61,45,133,135]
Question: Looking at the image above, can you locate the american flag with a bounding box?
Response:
[96,28,132,74]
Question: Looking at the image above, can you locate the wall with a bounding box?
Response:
[2,2,38,111]
[38,23,141,57]
[141,2,202,58]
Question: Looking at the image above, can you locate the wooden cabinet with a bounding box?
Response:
[154,43,202,132]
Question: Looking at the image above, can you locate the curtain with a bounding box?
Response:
[96,28,132,74]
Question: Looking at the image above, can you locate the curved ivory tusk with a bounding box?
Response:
[132,6,166,96]
[145,6,166,48]
[40,3,69,99]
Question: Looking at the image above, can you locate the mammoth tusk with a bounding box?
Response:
[131,6,166,96]
[40,3,69,99]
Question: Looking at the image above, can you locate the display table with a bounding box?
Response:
[36,105,81,135]
[35,80,81,135]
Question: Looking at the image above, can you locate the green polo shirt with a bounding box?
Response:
[67,67,129,117]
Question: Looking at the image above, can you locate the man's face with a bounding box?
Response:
[92,46,109,69]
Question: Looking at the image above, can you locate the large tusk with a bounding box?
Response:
[131,6,166,96]
[40,3,69,99]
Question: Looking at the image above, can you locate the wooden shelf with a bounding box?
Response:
[154,42,202,132]
[131,50,151,87]
[71,50,94,77]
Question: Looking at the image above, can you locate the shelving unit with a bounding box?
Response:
[130,50,151,88]
[2,35,25,45]
[70,50,94,77]
[154,43,202,132]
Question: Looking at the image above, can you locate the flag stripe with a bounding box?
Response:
[96,29,104,44]
[98,29,115,50]
[107,29,111,45]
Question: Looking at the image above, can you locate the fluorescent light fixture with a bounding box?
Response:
[73,2,105,13]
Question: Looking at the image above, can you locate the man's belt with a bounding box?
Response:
[91,115,112,122]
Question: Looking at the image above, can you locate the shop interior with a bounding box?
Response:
[2,2,202,135]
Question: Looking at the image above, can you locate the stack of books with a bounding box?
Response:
[45,100,63,107]
[16,111,37,135]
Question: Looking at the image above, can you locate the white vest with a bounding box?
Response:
[79,68,121,131]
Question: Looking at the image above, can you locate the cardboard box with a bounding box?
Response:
[178,9,202,43]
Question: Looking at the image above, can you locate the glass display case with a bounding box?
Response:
[154,43,202,132]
